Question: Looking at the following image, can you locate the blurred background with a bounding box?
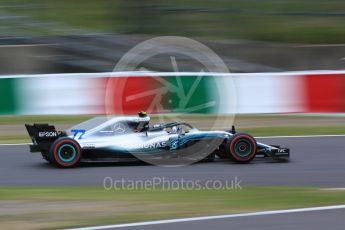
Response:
[1,0,345,74]
[1,2,345,230]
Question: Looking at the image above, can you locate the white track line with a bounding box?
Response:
[320,188,345,191]
[66,204,345,230]
[0,134,344,146]
[256,134,345,139]
[0,143,30,146]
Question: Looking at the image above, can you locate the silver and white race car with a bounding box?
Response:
[25,112,290,168]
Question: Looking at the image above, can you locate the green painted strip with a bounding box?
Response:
[0,78,17,115]
[163,75,219,113]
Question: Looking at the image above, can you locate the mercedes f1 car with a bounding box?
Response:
[25,112,290,168]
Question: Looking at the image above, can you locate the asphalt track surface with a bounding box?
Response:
[0,136,344,187]
[109,208,345,230]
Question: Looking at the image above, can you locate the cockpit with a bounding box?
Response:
[68,113,151,137]
[68,112,197,138]
[149,122,196,135]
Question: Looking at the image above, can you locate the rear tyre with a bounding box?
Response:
[48,137,81,168]
[226,133,257,163]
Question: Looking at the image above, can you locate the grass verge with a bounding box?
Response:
[0,114,344,143]
[0,186,344,229]
[241,126,345,137]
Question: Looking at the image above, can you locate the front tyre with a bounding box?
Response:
[48,137,81,168]
[227,133,257,163]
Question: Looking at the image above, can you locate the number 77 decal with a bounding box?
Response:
[71,129,86,140]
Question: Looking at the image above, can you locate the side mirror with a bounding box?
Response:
[231,125,236,134]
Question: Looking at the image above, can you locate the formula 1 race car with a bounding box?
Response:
[25,112,290,168]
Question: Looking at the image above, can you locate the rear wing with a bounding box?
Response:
[25,124,59,143]
[25,124,63,153]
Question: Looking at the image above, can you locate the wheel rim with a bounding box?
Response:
[234,139,252,157]
[57,144,76,163]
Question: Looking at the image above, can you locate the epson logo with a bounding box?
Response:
[38,131,57,138]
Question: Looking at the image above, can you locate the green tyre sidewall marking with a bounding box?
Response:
[234,138,252,157]
[57,144,77,163]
